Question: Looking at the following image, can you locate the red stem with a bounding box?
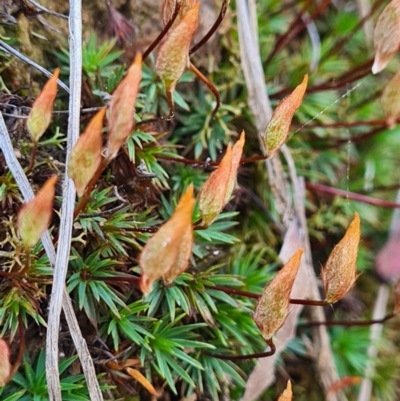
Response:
[189,62,220,118]
[89,275,395,331]
[26,142,38,175]
[329,126,385,146]
[207,285,260,299]
[207,285,328,306]
[265,0,333,67]
[300,313,395,327]
[321,0,382,62]
[290,298,328,306]
[271,58,373,98]
[189,0,229,55]
[73,166,400,241]
[293,119,388,129]
[306,182,400,209]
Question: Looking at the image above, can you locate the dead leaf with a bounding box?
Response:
[107,53,142,160]
[156,3,200,94]
[18,175,58,248]
[321,212,360,304]
[140,184,195,294]
[0,338,11,387]
[264,75,308,158]
[372,0,400,74]
[126,367,158,397]
[27,68,59,143]
[68,108,105,196]
[199,145,232,226]
[199,132,245,227]
[327,376,361,395]
[225,131,245,204]
[254,249,303,341]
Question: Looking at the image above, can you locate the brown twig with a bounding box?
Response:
[206,285,260,299]
[290,298,329,306]
[122,226,159,233]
